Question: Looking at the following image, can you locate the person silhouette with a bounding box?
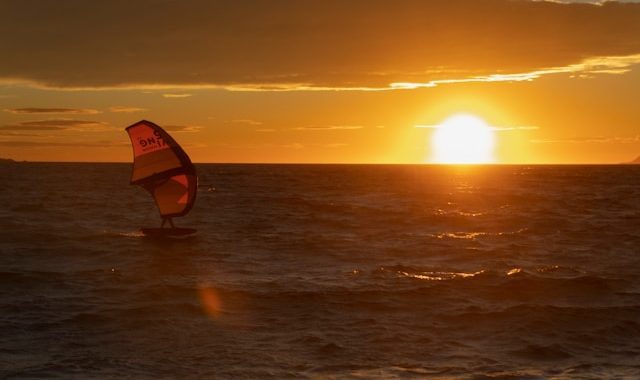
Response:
[161,217,175,228]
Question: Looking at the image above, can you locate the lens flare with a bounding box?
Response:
[199,285,223,319]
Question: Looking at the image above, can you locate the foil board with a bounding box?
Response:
[140,227,197,237]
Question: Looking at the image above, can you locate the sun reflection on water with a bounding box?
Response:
[398,270,485,281]
[507,268,522,276]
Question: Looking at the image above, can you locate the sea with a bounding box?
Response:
[1,163,639,379]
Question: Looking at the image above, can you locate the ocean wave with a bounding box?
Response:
[3,164,640,378]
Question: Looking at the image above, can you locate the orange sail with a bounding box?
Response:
[125,120,197,218]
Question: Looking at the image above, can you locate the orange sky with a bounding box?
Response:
[1,0,639,163]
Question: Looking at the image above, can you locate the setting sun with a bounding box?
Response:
[431,114,495,164]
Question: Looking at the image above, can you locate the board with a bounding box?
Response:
[140,227,197,237]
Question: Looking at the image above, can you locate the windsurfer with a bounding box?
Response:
[126,120,197,236]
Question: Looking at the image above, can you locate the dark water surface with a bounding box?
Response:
[1,163,639,379]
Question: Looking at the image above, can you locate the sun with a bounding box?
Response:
[431,114,495,164]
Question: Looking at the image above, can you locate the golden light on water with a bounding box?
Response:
[431,114,496,164]
[398,270,484,281]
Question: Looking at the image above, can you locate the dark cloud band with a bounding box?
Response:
[1,0,639,89]
[4,108,100,114]
[0,119,107,131]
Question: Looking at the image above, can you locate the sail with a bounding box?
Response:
[125,120,197,218]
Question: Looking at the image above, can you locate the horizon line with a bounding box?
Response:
[1,159,636,166]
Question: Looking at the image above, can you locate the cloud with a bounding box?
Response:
[162,93,192,98]
[0,140,126,147]
[0,125,65,131]
[415,124,539,131]
[109,106,146,113]
[227,119,264,126]
[4,107,100,114]
[282,143,304,150]
[320,143,348,148]
[531,135,640,143]
[0,119,109,131]
[294,125,364,131]
[0,131,43,137]
[492,126,540,131]
[538,0,640,4]
[163,125,203,133]
[277,142,348,149]
[393,54,640,89]
[1,0,639,90]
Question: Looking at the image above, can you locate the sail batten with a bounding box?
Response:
[126,120,197,218]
